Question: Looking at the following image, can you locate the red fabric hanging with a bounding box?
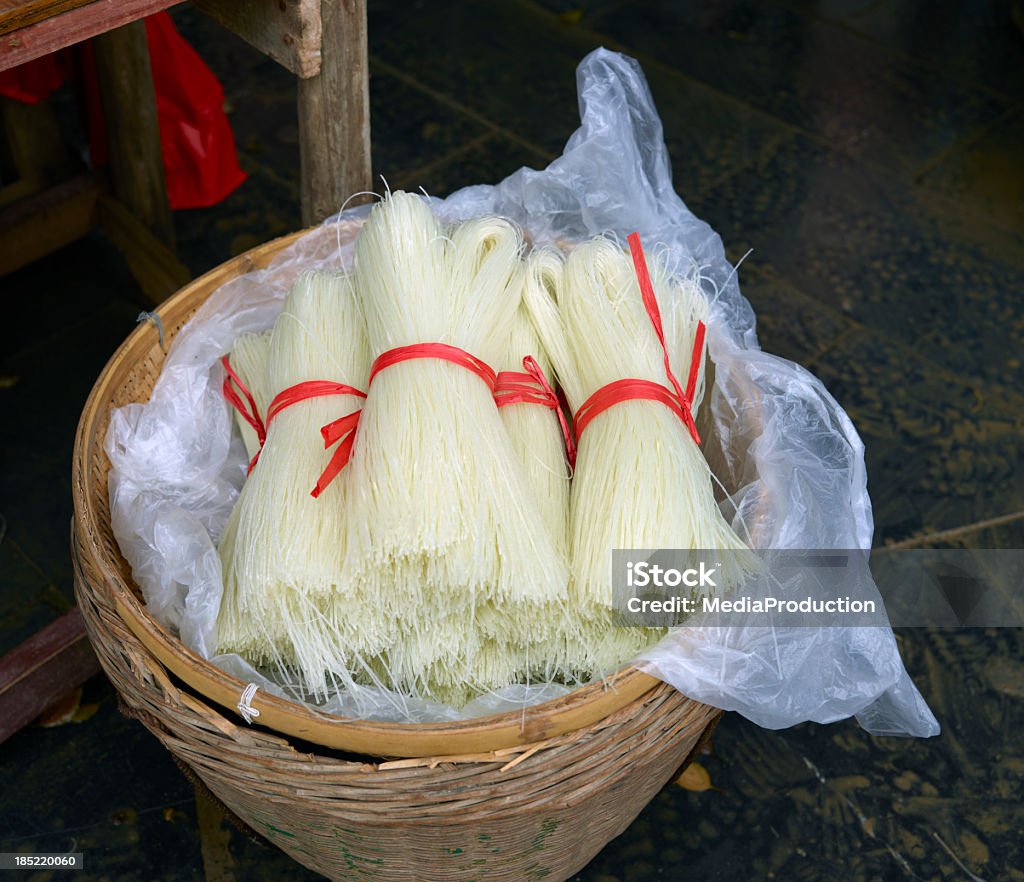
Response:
[141,12,247,208]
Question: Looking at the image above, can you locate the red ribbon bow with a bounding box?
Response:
[494,355,578,469]
[572,232,706,445]
[220,356,366,498]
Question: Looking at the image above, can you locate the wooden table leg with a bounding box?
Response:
[92,20,175,246]
[297,0,372,225]
[1,96,78,207]
[92,20,190,304]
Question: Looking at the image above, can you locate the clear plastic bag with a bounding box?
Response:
[106,48,938,736]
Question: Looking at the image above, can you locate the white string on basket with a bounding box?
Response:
[237,683,260,724]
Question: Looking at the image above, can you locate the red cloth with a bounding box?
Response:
[0,12,246,209]
[143,13,247,208]
[0,53,69,105]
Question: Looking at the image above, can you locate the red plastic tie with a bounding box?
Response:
[221,355,266,473]
[572,233,706,445]
[265,381,367,499]
[369,342,498,391]
[220,355,367,496]
[495,355,577,469]
[310,406,363,498]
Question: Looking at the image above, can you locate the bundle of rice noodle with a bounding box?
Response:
[343,193,569,700]
[479,261,585,688]
[496,264,572,563]
[519,246,667,678]
[524,237,747,631]
[216,270,383,699]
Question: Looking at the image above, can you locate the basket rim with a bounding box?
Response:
[72,224,667,757]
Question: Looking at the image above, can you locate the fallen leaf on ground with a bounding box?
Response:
[675,762,713,791]
[37,688,82,727]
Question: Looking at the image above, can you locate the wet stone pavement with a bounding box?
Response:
[1,0,1022,880]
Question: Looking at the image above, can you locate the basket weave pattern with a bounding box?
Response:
[70,230,721,881]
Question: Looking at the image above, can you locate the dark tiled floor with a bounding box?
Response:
[589,0,1013,174]
[2,0,1022,880]
[920,107,1024,230]
[785,0,1024,100]
[811,328,1024,543]
[692,132,1024,393]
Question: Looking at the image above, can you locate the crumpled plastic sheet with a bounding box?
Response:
[106,48,938,736]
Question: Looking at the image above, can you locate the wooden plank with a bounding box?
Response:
[0,607,100,745]
[99,194,190,305]
[92,19,175,246]
[0,0,98,37]
[0,173,100,275]
[1,95,77,202]
[296,0,371,225]
[0,177,36,207]
[0,0,183,72]
[192,0,320,79]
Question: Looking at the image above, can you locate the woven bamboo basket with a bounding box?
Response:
[71,225,723,881]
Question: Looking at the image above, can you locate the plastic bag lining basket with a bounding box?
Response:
[71,226,722,882]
